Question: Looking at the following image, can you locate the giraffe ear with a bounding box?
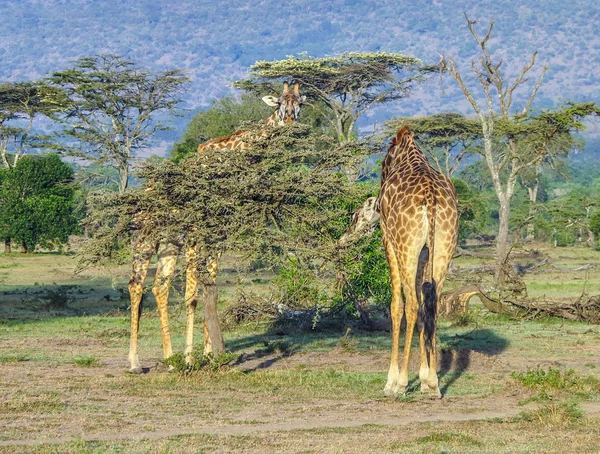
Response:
[262,96,279,107]
[300,95,306,104]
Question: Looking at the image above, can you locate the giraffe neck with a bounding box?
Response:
[197,109,283,153]
[264,110,282,126]
[382,135,427,179]
[391,135,425,165]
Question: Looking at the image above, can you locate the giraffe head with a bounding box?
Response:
[262,81,306,125]
[338,196,380,246]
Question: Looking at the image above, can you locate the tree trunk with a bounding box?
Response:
[20,242,28,253]
[4,238,11,254]
[525,182,539,242]
[496,197,511,284]
[119,166,129,193]
[202,281,225,354]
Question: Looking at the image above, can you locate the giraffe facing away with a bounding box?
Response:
[127,82,305,374]
[378,125,458,397]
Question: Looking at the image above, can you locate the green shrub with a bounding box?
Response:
[164,351,237,374]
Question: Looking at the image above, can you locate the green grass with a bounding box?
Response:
[415,431,483,447]
[0,353,30,363]
[73,356,99,367]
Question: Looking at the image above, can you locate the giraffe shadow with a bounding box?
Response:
[437,328,509,395]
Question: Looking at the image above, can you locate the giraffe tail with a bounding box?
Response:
[418,190,438,352]
[416,245,437,351]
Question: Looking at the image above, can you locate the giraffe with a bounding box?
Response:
[127,82,305,374]
[378,125,458,397]
[337,196,380,246]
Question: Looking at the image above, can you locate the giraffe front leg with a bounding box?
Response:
[128,240,153,374]
[128,280,143,374]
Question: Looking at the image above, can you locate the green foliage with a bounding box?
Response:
[452,178,489,243]
[273,257,329,309]
[163,351,237,374]
[0,154,78,252]
[81,123,369,282]
[341,229,391,312]
[590,211,600,246]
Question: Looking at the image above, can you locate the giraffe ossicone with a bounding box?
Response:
[127,82,305,374]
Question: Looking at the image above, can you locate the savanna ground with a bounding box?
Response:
[1,244,600,453]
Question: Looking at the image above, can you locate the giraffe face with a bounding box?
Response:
[338,196,380,245]
[262,82,306,125]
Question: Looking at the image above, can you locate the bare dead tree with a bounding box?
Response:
[441,14,549,285]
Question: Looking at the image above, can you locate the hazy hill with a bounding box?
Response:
[1,0,598,154]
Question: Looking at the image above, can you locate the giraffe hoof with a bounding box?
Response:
[384,385,406,397]
[129,367,143,375]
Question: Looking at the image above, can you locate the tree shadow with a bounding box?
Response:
[437,328,509,395]
[227,331,300,372]
[226,324,353,372]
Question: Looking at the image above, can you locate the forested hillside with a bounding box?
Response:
[1,0,598,150]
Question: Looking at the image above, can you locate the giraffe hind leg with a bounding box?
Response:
[152,241,181,364]
[383,241,405,397]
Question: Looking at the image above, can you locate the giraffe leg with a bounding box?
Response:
[427,332,442,398]
[128,239,155,373]
[424,271,449,398]
[419,329,430,393]
[400,282,419,394]
[383,243,404,396]
[152,241,180,363]
[184,243,199,364]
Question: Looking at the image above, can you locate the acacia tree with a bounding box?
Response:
[50,55,188,193]
[0,81,65,169]
[235,52,435,144]
[442,15,599,284]
[82,123,373,352]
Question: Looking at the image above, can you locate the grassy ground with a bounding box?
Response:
[1,245,600,452]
